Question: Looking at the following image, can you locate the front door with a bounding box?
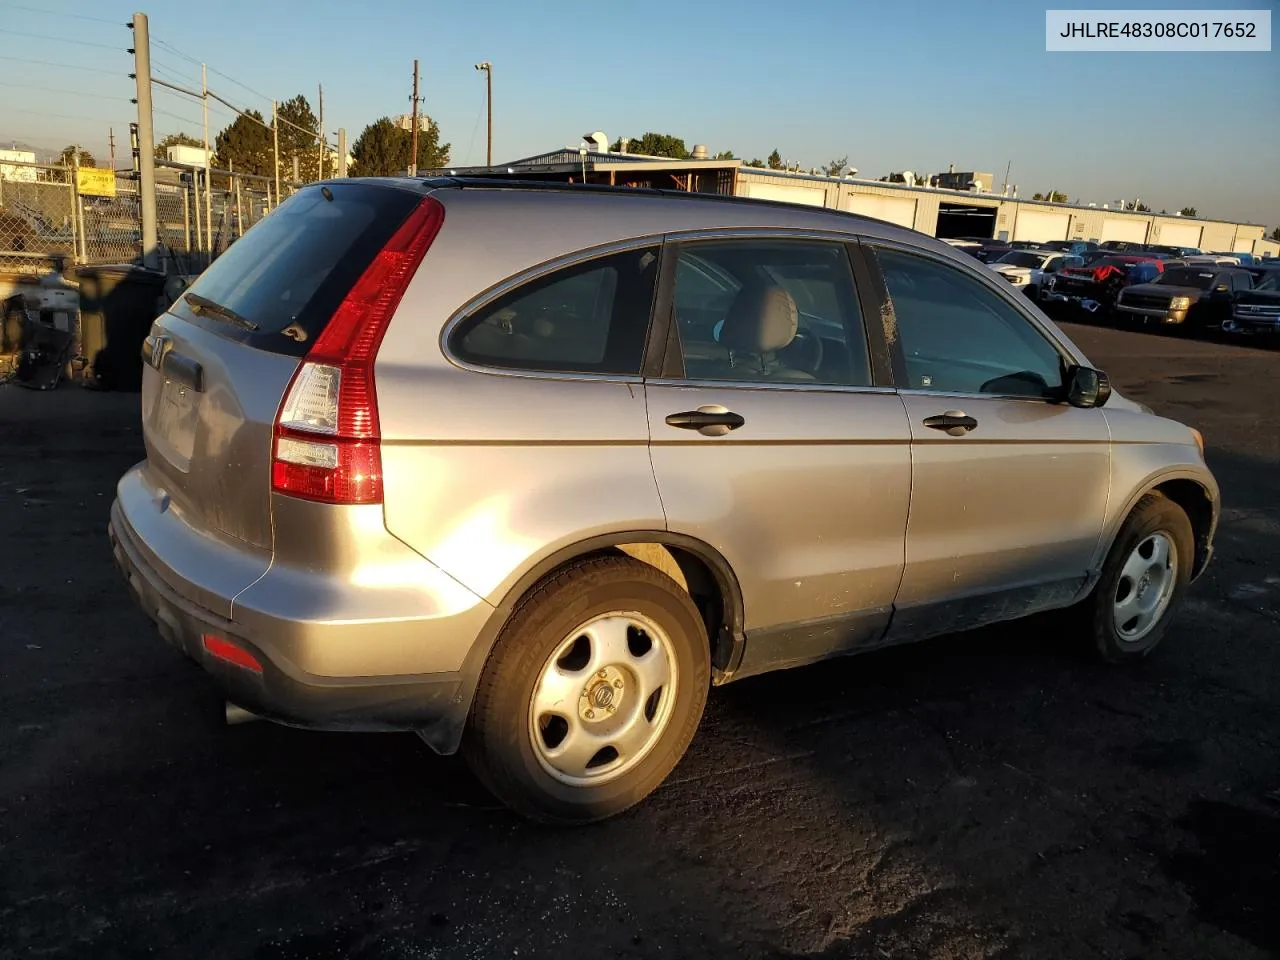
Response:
[644,235,912,676]
[864,244,1111,642]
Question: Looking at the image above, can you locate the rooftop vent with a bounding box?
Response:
[691,144,708,160]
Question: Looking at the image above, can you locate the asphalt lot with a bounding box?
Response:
[2,321,1277,960]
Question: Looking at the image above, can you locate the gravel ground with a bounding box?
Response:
[1,322,1277,960]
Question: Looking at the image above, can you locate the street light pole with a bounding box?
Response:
[475,61,492,166]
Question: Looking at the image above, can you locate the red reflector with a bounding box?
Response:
[202,634,264,674]
[271,436,382,504]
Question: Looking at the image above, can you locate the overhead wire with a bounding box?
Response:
[0,80,132,102]
[0,28,125,51]
[0,3,124,25]
[0,54,123,76]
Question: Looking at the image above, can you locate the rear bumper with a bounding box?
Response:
[109,492,491,748]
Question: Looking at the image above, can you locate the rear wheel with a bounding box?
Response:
[1078,494,1194,663]
[463,555,710,823]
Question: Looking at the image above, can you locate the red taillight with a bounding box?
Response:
[202,634,264,673]
[271,197,444,505]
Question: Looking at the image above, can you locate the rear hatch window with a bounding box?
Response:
[171,181,421,356]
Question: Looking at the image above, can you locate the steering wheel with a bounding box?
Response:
[779,321,824,375]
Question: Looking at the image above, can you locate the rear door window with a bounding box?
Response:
[170,182,420,357]
[669,239,871,386]
[449,246,660,375]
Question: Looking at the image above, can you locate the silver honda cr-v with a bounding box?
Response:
[110,177,1218,823]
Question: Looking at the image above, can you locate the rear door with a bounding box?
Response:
[861,243,1111,642]
[644,234,912,676]
[137,182,422,611]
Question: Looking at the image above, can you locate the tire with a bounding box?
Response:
[1079,493,1194,663]
[462,554,710,824]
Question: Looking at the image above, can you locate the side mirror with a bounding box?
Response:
[1065,365,1111,408]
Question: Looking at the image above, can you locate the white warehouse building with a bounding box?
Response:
[429,141,1278,258]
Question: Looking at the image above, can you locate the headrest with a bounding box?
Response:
[719,284,798,354]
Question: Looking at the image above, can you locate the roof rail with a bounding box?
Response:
[419,176,887,227]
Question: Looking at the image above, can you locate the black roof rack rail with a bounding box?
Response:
[418,175,890,227]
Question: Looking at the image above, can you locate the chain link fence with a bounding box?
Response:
[1,157,296,277]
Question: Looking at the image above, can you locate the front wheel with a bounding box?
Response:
[463,555,710,823]
[1079,494,1194,663]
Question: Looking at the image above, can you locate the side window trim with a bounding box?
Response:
[859,239,1087,398]
[649,233,883,390]
[847,240,897,388]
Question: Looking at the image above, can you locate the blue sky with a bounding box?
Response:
[2,0,1277,226]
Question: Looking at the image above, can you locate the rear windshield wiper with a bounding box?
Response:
[184,292,259,331]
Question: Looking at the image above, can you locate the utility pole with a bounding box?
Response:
[408,59,420,176]
[317,83,324,180]
[108,127,116,171]
[202,62,212,255]
[475,61,493,166]
[130,12,158,269]
[271,99,280,207]
[336,128,347,177]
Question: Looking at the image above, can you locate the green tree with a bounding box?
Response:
[766,149,783,170]
[823,155,848,177]
[349,116,449,177]
[608,133,688,159]
[155,132,203,156]
[1134,202,1150,212]
[1033,190,1069,202]
[214,111,273,177]
[277,94,321,182]
[59,145,95,167]
[1180,206,1198,217]
[713,149,736,160]
[1269,227,1280,241]
[745,158,765,168]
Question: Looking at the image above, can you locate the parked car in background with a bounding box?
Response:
[1116,265,1254,330]
[1225,268,1280,337]
[989,249,1083,301]
[1040,240,1100,257]
[107,177,1220,824]
[1100,240,1145,253]
[1181,255,1242,267]
[1207,251,1255,265]
[1044,254,1164,312]
[1145,244,1203,258]
[974,242,1014,264]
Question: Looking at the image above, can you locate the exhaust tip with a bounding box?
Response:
[225,702,259,725]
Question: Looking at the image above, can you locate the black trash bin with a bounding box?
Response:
[76,264,166,391]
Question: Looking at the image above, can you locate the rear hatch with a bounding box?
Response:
[140,181,426,560]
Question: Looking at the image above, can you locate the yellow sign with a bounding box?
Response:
[75,167,117,198]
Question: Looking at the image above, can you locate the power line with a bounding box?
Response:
[0,54,123,76]
[5,105,129,124]
[154,107,204,128]
[152,36,273,105]
[0,80,132,102]
[0,28,125,50]
[0,3,124,25]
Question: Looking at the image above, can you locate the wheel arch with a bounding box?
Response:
[418,531,745,755]
[1105,471,1218,581]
